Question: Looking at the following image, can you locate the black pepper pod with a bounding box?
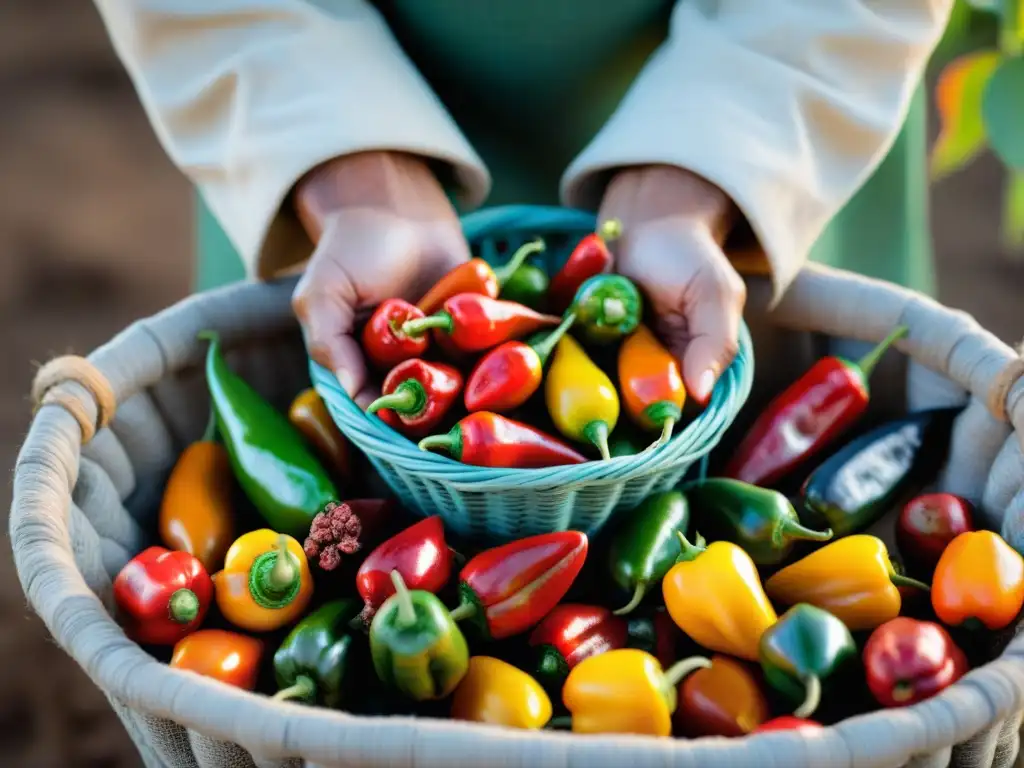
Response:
[798,407,962,538]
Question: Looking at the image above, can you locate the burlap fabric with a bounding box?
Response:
[10,265,1024,768]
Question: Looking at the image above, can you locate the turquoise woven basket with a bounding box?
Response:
[311,205,754,543]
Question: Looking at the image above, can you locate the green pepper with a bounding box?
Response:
[500,264,549,311]
[200,332,337,538]
[759,603,857,720]
[369,570,469,701]
[799,407,961,538]
[607,491,690,615]
[569,274,643,344]
[273,599,363,708]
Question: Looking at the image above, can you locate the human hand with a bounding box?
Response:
[292,151,471,406]
[598,165,745,405]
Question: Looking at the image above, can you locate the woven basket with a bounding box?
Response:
[11,264,1024,768]
[314,205,753,542]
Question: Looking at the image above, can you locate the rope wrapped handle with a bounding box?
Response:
[988,342,1024,423]
[30,355,116,443]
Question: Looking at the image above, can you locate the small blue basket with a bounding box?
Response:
[312,205,754,542]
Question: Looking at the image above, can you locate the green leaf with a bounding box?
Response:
[982,56,1024,170]
[931,51,1002,179]
[1003,171,1024,249]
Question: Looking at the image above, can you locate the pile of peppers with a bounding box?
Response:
[110,238,1024,741]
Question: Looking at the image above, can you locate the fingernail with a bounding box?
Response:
[695,369,717,403]
[336,369,356,396]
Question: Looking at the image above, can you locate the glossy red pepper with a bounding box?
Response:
[113,546,213,646]
[449,531,589,639]
[367,359,463,437]
[754,716,823,733]
[361,299,430,370]
[723,326,907,487]
[863,617,968,708]
[548,220,620,313]
[355,516,454,623]
[418,411,587,468]
[400,294,562,353]
[528,604,628,689]
[464,314,576,412]
[896,493,975,575]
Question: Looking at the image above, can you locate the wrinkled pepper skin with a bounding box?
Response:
[562,649,710,736]
[288,388,354,485]
[932,531,1024,630]
[863,617,968,708]
[618,325,686,443]
[499,264,549,311]
[754,716,823,733]
[528,604,629,690]
[201,332,337,539]
[302,499,398,573]
[418,412,587,468]
[401,294,562,353]
[724,326,908,487]
[897,494,975,576]
[450,531,588,640]
[684,479,833,566]
[273,599,364,708]
[158,414,234,573]
[170,629,264,690]
[662,534,777,661]
[114,547,213,646]
[607,491,690,615]
[765,535,929,631]
[367,359,463,438]
[676,655,770,738]
[212,530,314,633]
[569,274,643,345]
[800,408,961,538]
[361,298,430,370]
[548,220,619,313]
[451,656,552,729]
[545,334,620,460]
[759,604,857,719]
[369,571,469,701]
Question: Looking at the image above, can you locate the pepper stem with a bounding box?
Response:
[889,572,931,592]
[268,535,297,592]
[400,313,454,338]
[273,675,317,703]
[602,298,627,324]
[793,675,822,719]
[613,583,648,616]
[778,518,834,543]
[201,406,217,443]
[855,325,909,379]
[366,380,427,417]
[583,420,612,461]
[247,535,302,610]
[663,655,712,688]
[598,219,622,242]
[493,237,546,284]
[389,570,417,629]
[167,588,199,624]
[417,427,462,460]
[674,531,707,563]
[531,313,577,366]
[448,601,477,623]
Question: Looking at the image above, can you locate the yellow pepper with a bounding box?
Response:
[661,533,777,661]
[212,529,313,632]
[450,656,552,730]
[764,535,930,631]
[562,649,710,736]
[545,334,620,459]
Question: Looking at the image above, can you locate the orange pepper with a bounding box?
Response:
[170,629,264,690]
[932,530,1024,630]
[213,529,314,633]
[617,324,686,445]
[159,414,235,573]
[288,388,354,486]
[675,654,769,738]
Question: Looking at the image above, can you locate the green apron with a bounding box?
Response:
[196,0,934,296]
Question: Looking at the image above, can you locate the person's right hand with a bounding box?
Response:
[292,151,471,407]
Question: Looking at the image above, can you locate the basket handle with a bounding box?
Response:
[460,205,598,243]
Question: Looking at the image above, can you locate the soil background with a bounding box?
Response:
[0,3,1020,766]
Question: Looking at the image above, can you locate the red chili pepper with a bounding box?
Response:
[354,516,454,623]
[366,359,463,437]
[113,546,213,646]
[528,604,628,688]
[400,294,562,353]
[723,326,908,487]
[416,238,546,315]
[548,220,620,313]
[361,299,430,370]
[449,531,589,639]
[417,411,587,468]
[896,493,975,575]
[754,716,823,733]
[863,617,968,708]
[464,314,576,412]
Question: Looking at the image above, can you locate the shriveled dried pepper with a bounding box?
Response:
[675,654,770,738]
[170,629,263,690]
[932,530,1024,631]
[548,219,619,313]
[418,411,587,468]
[451,656,552,730]
[545,334,620,459]
[302,499,396,572]
[618,325,686,445]
[367,359,463,438]
[361,298,430,370]
[569,274,643,345]
[288,388,354,485]
[401,294,561,353]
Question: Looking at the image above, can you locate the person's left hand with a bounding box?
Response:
[598,164,745,405]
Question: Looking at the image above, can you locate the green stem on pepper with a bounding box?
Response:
[273,675,317,702]
[167,588,200,624]
[856,326,909,379]
[366,380,427,417]
[389,570,417,629]
[400,314,454,338]
[492,238,546,284]
[889,572,931,592]
[447,602,477,623]
[583,420,612,461]
[613,585,647,617]
[793,675,821,720]
[674,531,708,564]
[531,313,577,367]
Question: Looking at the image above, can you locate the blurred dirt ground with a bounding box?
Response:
[0,3,1021,767]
